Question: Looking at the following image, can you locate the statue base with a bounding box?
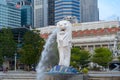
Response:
[42,73,83,80]
[49,65,79,74]
[38,65,84,80]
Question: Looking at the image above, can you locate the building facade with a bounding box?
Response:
[48,0,55,25]
[11,0,32,28]
[31,0,48,28]
[21,5,32,28]
[37,20,120,53]
[55,0,80,23]
[0,1,21,28]
[80,0,99,22]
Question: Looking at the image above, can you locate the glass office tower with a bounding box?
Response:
[0,1,21,28]
[48,0,55,25]
[21,5,32,27]
[31,0,48,28]
[55,0,80,23]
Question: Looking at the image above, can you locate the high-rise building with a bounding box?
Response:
[0,0,21,28]
[16,0,31,6]
[80,0,99,22]
[21,5,32,28]
[48,0,55,25]
[55,0,80,24]
[15,0,32,28]
[5,0,33,28]
[31,0,48,28]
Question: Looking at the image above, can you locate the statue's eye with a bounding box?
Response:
[59,24,61,26]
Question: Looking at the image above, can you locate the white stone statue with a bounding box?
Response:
[56,20,72,67]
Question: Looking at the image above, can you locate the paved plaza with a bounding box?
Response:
[0,70,120,80]
[0,70,36,80]
[88,71,120,77]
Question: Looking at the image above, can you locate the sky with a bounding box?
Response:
[98,0,120,21]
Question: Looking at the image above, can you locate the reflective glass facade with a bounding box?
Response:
[48,0,55,25]
[0,4,21,28]
[0,0,7,5]
[21,5,32,27]
[55,0,80,23]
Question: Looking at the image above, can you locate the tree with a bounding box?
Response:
[71,48,81,68]
[0,53,3,65]
[19,31,44,70]
[91,47,112,68]
[70,47,90,68]
[20,44,35,65]
[79,50,91,68]
[0,28,17,58]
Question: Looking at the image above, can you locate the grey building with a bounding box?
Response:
[0,0,21,28]
[80,0,99,22]
[31,0,48,28]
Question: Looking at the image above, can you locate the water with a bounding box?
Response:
[36,28,60,80]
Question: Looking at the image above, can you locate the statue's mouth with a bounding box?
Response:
[61,29,65,31]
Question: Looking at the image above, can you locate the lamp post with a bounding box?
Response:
[14,53,17,71]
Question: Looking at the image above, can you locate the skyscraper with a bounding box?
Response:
[80,0,99,22]
[48,0,55,25]
[21,5,32,27]
[0,0,21,28]
[55,0,80,23]
[16,0,32,28]
[31,0,48,28]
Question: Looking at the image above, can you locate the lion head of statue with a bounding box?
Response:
[57,20,71,31]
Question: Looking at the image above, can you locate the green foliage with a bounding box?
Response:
[20,44,36,65]
[82,68,88,74]
[0,28,17,58]
[118,56,120,61]
[71,48,91,68]
[71,48,81,67]
[91,47,112,67]
[20,31,45,66]
[79,50,91,67]
[0,53,3,65]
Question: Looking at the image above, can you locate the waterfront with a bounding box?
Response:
[0,71,120,80]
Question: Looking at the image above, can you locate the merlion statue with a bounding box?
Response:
[56,20,72,67]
